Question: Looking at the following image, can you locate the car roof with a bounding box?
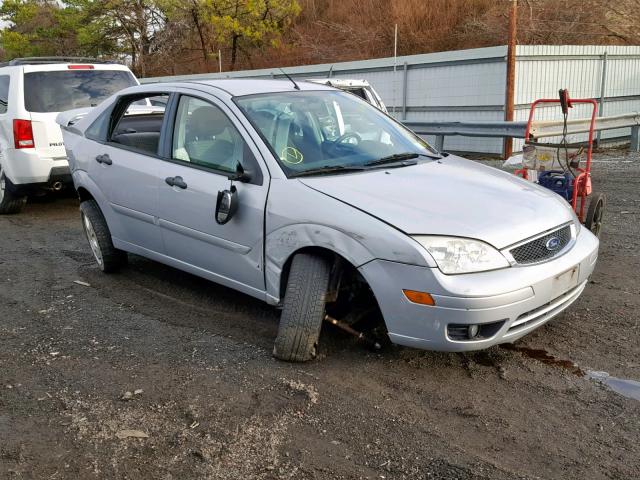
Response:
[0,62,133,74]
[0,57,116,66]
[164,78,335,97]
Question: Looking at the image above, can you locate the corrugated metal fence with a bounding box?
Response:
[142,45,640,155]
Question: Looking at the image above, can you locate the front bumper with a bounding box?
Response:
[358,226,599,352]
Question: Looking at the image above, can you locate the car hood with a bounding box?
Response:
[299,155,575,250]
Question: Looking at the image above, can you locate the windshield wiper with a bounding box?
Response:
[364,152,441,167]
[289,165,367,178]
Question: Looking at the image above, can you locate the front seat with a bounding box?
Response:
[186,107,235,169]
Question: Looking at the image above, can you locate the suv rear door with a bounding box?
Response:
[22,64,138,162]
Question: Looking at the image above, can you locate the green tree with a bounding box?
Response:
[0,0,118,60]
[202,0,300,70]
[67,0,168,76]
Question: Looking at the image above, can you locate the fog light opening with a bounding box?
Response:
[447,320,506,342]
[467,324,480,339]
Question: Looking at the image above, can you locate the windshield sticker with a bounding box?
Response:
[281,147,304,164]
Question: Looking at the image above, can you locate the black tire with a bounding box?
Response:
[79,199,127,273]
[0,168,26,214]
[585,192,605,238]
[273,253,332,362]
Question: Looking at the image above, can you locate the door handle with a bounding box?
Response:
[165,176,187,189]
[96,154,112,165]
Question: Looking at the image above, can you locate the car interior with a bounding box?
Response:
[109,94,169,154]
[109,95,244,174]
[246,100,394,168]
[171,98,244,173]
[111,113,164,154]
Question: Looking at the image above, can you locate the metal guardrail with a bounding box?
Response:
[528,112,640,138]
[403,112,640,152]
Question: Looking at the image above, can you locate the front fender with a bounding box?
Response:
[264,223,375,304]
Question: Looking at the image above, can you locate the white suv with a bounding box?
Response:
[0,57,139,213]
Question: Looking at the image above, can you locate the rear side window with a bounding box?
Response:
[23,70,137,113]
[0,76,9,114]
[108,93,169,156]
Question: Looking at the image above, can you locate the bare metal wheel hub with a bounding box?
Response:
[82,211,104,267]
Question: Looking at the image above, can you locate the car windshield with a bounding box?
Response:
[24,70,137,113]
[235,90,437,176]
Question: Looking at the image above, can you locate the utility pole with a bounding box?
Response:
[504,0,517,159]
[393,23,398,118]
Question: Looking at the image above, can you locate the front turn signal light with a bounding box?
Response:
[403,290,435,306]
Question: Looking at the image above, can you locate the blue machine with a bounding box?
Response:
[538,170,574,201]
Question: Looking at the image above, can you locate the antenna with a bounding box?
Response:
[279,68,300,90]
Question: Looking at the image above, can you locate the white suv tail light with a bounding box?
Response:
[13,119,35,149]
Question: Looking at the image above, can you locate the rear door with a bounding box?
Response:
[22,64,138,162]
[87,92,170,254]
[156,92,269,295]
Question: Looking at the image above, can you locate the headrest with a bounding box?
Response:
[188,106,229,137]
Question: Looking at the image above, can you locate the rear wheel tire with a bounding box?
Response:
[79,199,127,273]
[273,253,332,362]
[585,192,605,238]
[0,167,26,214]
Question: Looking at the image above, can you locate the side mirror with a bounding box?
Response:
[215,185,238,225]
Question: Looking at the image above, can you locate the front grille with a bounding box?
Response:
[509,225,572,265]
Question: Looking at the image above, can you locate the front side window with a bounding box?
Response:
[235,90,437,176]
[172,96,247,174]
[0,75,9,114]
[23,69,137,113]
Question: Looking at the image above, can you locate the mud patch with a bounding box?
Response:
[504,344,640,402]
[501,344,584,375]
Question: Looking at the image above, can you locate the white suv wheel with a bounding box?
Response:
[0,165,25,214]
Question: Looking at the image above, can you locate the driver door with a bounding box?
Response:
[156,94,268,296]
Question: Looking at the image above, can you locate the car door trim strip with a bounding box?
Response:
[157,219,251,254]
[111,203,156,225]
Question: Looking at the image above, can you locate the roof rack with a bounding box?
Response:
[0,57,116,67]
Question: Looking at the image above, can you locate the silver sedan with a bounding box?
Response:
[57,79,599,361]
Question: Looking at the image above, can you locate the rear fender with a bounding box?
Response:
[72,170,124,239]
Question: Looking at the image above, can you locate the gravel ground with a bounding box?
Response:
[0,149,639,479]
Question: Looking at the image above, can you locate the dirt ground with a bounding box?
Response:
[1,150,639,480]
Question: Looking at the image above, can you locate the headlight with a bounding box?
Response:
[413,236,510,274]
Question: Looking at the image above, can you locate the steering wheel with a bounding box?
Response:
[327,132,362,154]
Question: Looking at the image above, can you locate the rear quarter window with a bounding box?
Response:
[0,75,9,114]
[23,70,137,113]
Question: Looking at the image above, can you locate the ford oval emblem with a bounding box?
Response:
[546,237,561,251]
